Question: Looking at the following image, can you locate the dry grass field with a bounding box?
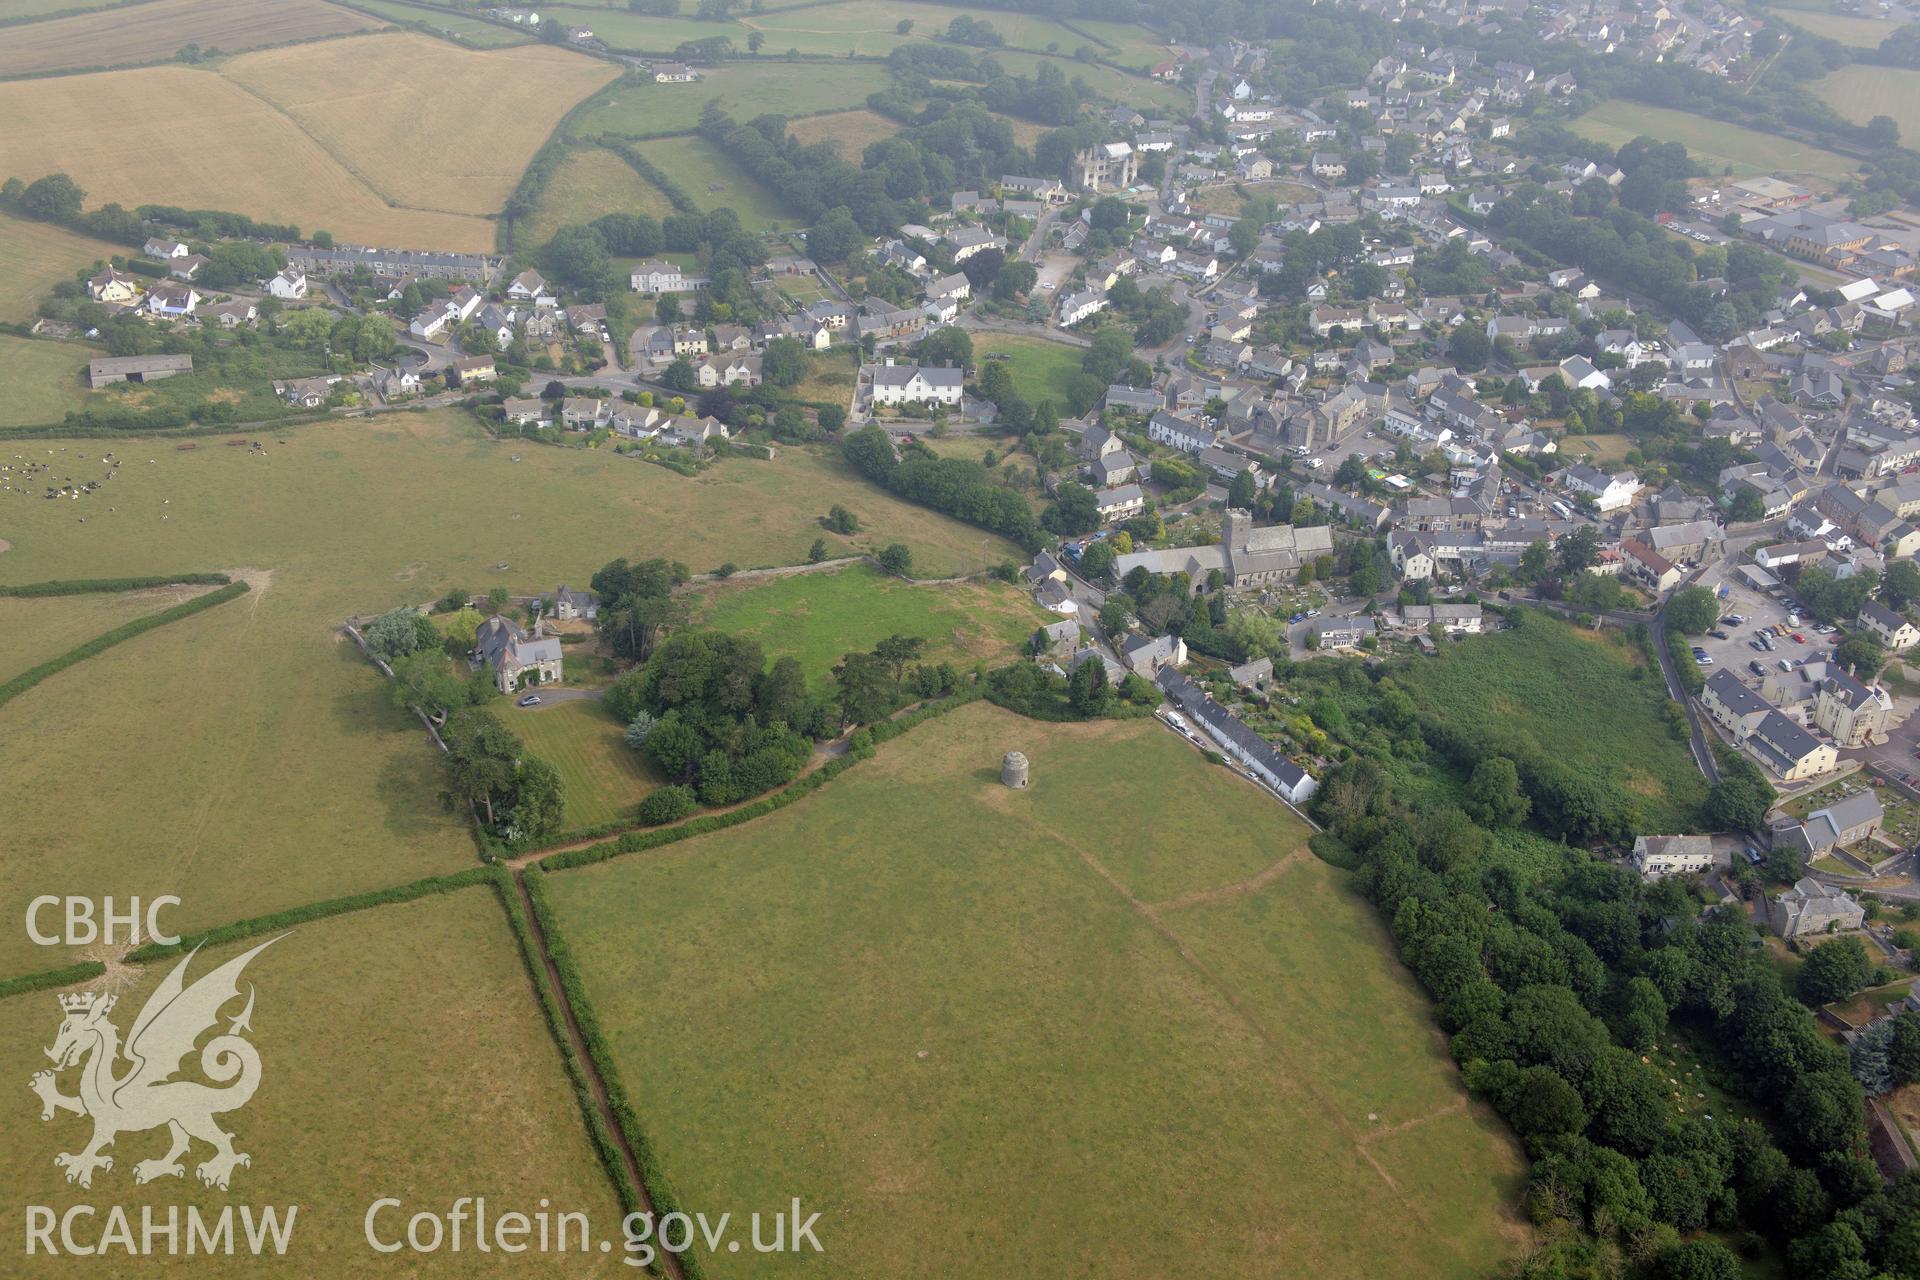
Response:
[0,66,495,249]
[0,583,216,682]
[0,889,626,1278]
[785,108,902,156]
[518,145,676,247]
[0,211,116,322]
[546,703,1526,1278]
[1571,100,1858,185]
[0,0,385,78]
[1776,6,1903,47]
[1812,66,1920,150]
[219,32,617,218]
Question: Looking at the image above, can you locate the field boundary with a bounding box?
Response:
[0,961,108,1001]
[0,0,165,31]
[0,578,249,710]
[0,571,231,597]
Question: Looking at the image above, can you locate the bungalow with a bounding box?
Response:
[1311,616,1376,650]
[143,237,190,259]
[203,299,257,329]
[502,397,552,427]
[86,267,140,305]
[652,61,698,82]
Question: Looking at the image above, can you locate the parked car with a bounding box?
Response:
[1749,660,1767,676]
[517,694,542,707]
[1792,633,1807,644]
[1709,629,1729,640]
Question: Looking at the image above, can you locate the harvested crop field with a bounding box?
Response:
[0,65,495,249]
[219,32,617,218]
[1812,67,1920,152]
[785,108,901,155]
[0,0,386,78]
[0,211,116,323]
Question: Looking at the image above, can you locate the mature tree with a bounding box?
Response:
[443,708,521,827]
[1466,756,1530,828]
[1665,585,1720,635]
[1067,657,1112,715]
[390,650,465,718]
[806,206,861,264]
[1653,1239,1740,1280]
[1798,937,1874,1006]
[638,784,697,825]
[364,607,429,661]
[642,714,703,779]
[1613,976,1669,1053]
[825,504,860,534]
[918,326,973,370]
[761,336,808,387]
[1835,631,1887,681]
[1555,526,1601,574]
[1447,321,1490,371]
[876,543,913,576]
[1891,1011,1920,1086]
[508,755,566,840]
[833,650,896,725]
[20,172,85,222]
[1043,482,1100,535]
[1706,774,1770,831]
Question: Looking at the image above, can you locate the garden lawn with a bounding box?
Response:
[0,211,118,324]
[0,582,217,683]
[630,135,799,231]
[0,887,625,1278]
[694,562,1048,687]
[543,702,1524,1279]
[977,332,1088,405]
[0,409,1019,979]
[1570,100,1859,185]
[500,698,660,832]
[568,62,895,137]
[1395,609,1709,831]
[0,335,92,428]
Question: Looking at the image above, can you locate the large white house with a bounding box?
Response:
[267,269,308,300]
[1564,464,1640,512]
[867,362,964,408]
[629,261,708,294]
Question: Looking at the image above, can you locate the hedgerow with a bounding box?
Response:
[523,866,708,1280]
[0,962,108,1001]
[123,866,495,963]
[0,573,230,597]
[541,686,981,872]
[0,580,250,710]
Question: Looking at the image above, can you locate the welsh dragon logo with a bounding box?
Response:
[29,938,280,1191]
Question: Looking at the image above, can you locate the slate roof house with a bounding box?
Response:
[473,615,563,693]
[1768,877,1866,938]
[551,585,598,621]
[1157,668,1316,805]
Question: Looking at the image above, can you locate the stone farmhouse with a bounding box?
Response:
[1768,878,1866,938]
[473,615,562,693]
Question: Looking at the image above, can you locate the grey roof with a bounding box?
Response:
[1156,668,1310,791]
[1705,668,1770,718]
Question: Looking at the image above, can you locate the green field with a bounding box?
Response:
[540,2,737,50]
[569,61,895,137]
[544,702,1525,1278]
[1812,66,1920,154]
[0,211,117,324]
[1571,100,1859,185]
[1775,4,1903,47]
[742,0,1083,57]
[0,888,625,1278]
[0,409,1021,978]
[0,582,215,681]
[976,333,1088,406]
[337,0,537,45]
[630,134,798,230]
[1396,610,1709,832]
[0,0,147,18]
[982,47,1188,114]
[500,697,660,831]
[696,562,1048,686]
[0,335,92,427]
[519,145,677,247]
[1067,16,1173,69]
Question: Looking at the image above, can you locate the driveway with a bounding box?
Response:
[503,687,604,710]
